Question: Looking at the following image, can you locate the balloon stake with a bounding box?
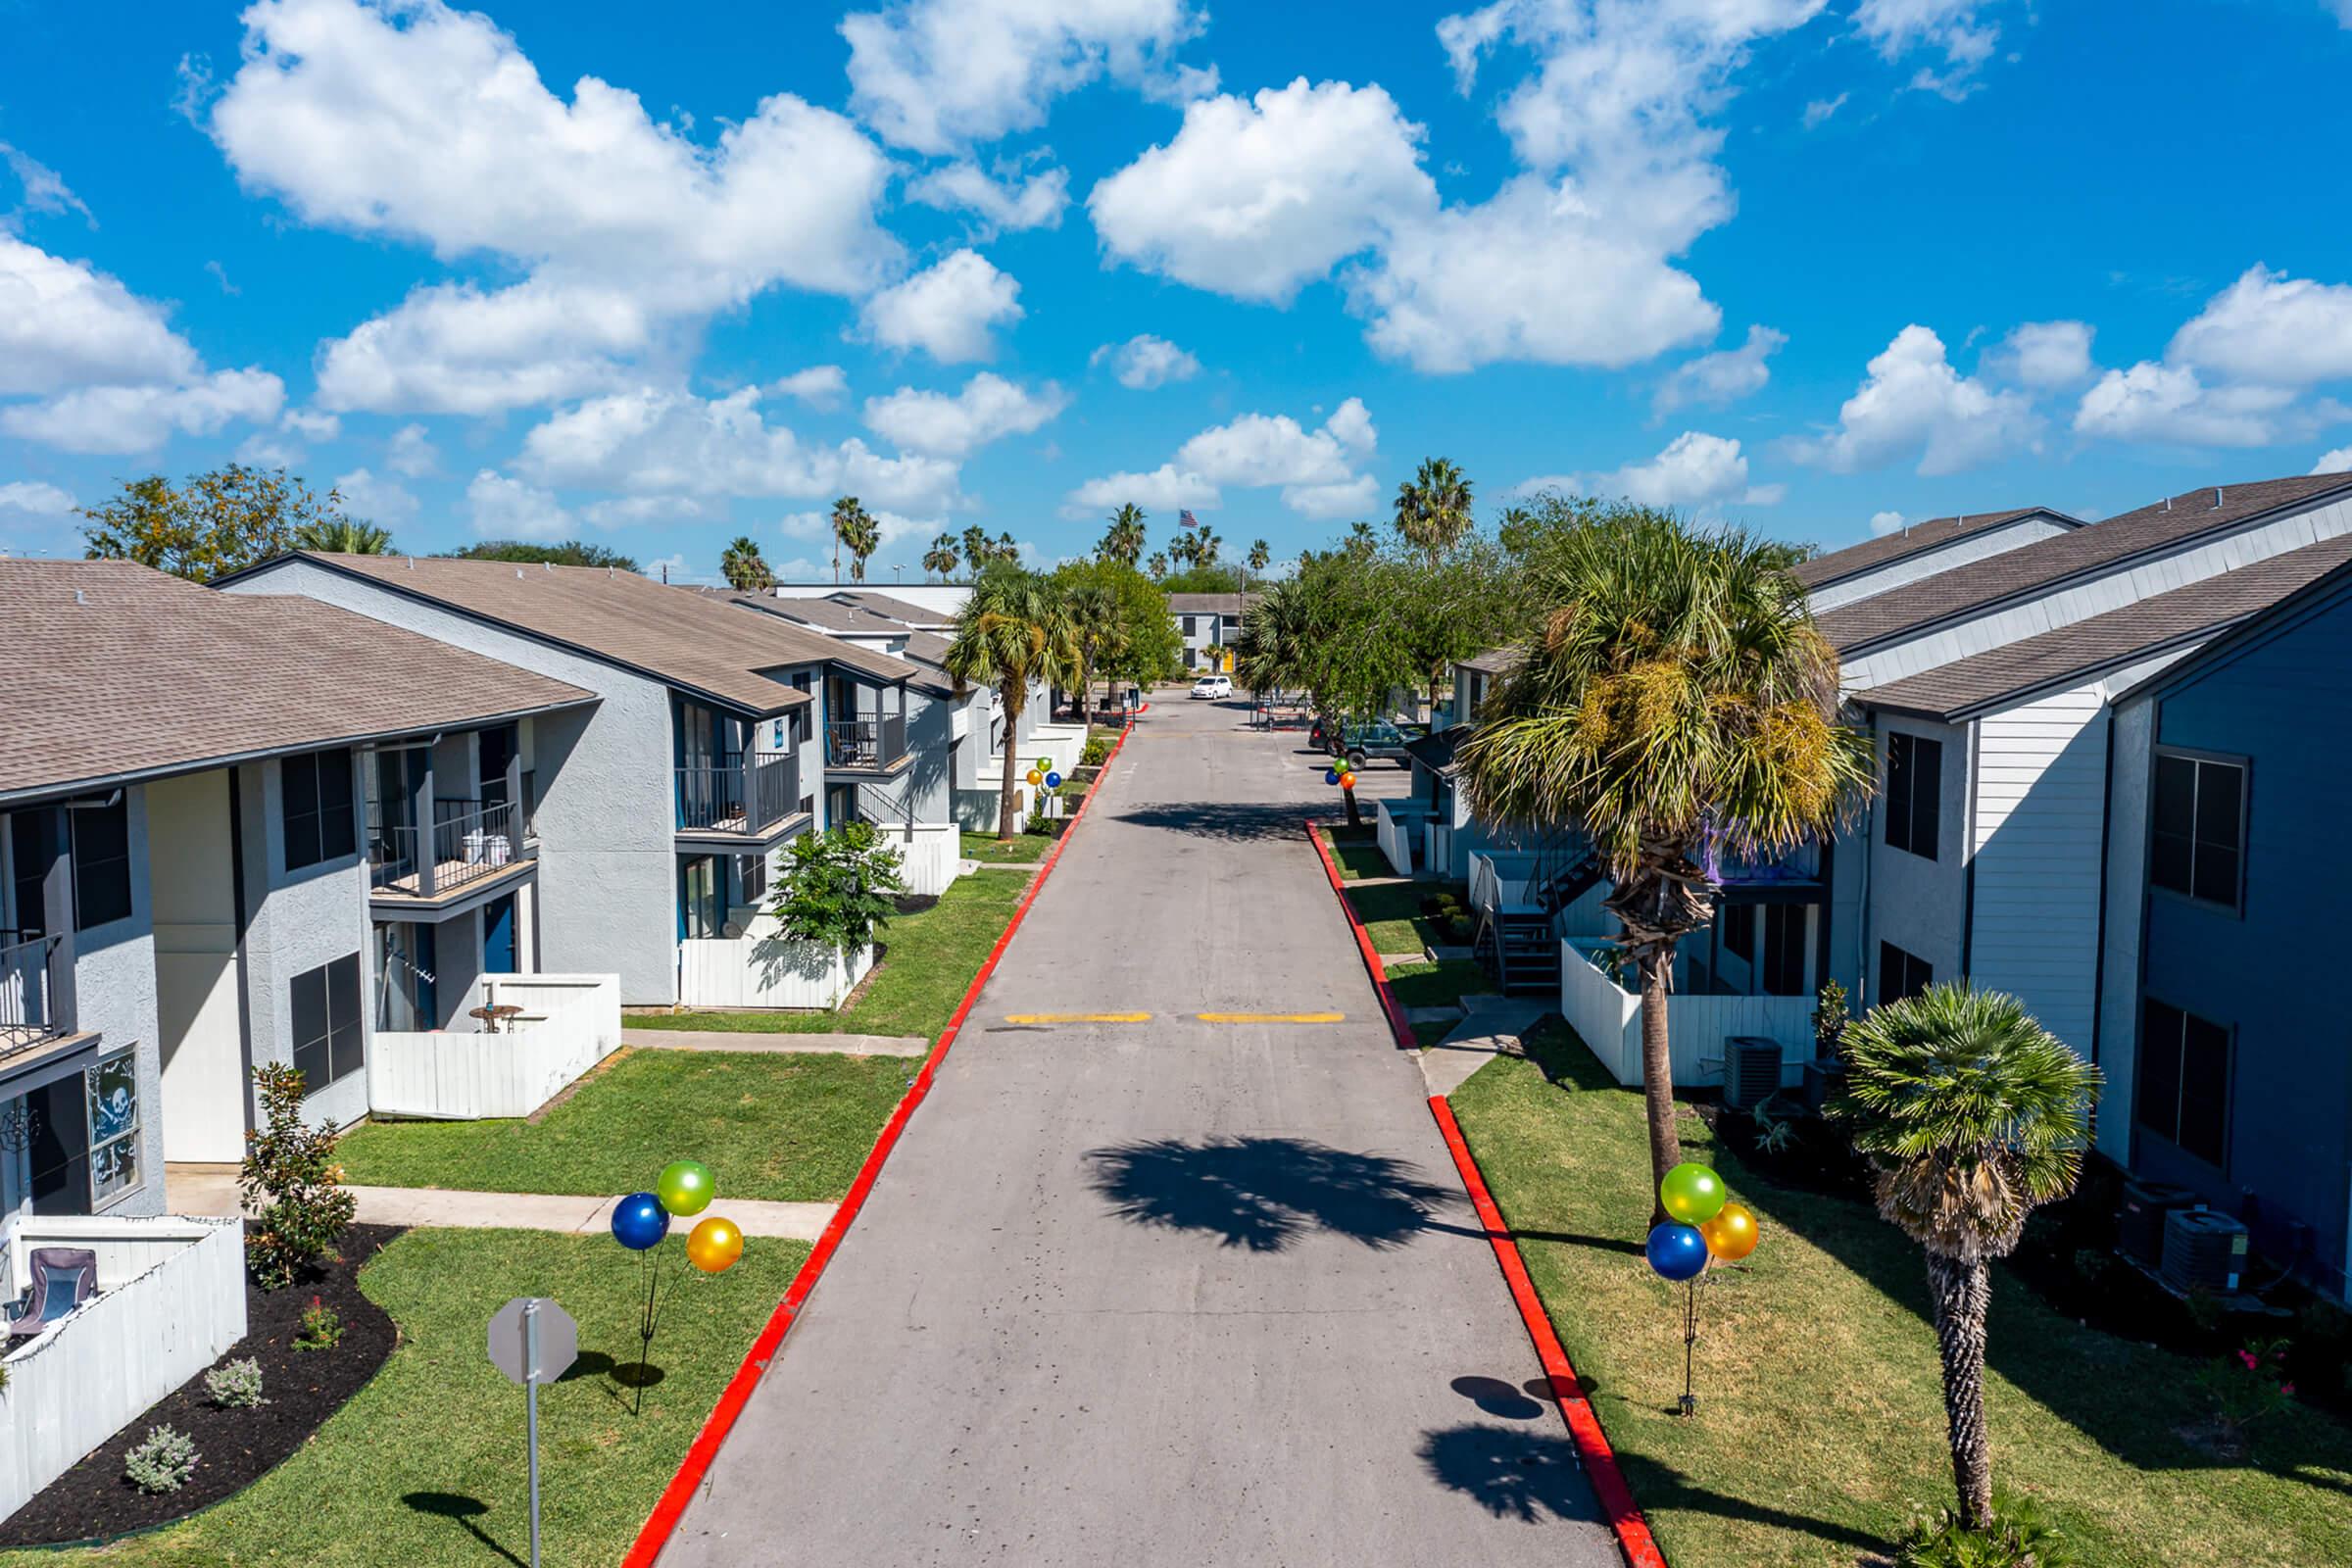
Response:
[1679,1275,1701,1418]
[633,1246,670,1417]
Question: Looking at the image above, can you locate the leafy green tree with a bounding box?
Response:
[1454,508,1872,1200]
[1393,456,1474,564]
[1055,565,1126,723]
[441,539,641,569]
[924,532,960,581]
[944,564,1081,840]
[1159,563,1250,595]
[1100,503,1148,566]
[767,821,907,956]
[721,534,775,590]
[239,1063,357,1291]
[1837,985,2100,1533]
[292,516,394,555]
[80,465,344,582]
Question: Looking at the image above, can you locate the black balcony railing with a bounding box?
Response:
[676,752,798,835]
[368,798,528,899]
[0,932,67,1054]
[826,712,907,770]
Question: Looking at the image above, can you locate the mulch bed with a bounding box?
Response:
[0,1224,405,1547]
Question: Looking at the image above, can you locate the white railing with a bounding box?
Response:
[1469,851,1542,918]
[368,973,621,1121]
[678,917,875,1009]
[1,1214,246,1520]
[1558,938,1813,1090]
[1374,798,1432,877]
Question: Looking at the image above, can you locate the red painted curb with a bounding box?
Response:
[1302,819,1416,1051]
[1429,1096,1670,1568]
[623,717,1139,1567]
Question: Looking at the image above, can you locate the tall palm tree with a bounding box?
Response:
[719,534,774,591]
[841,509,882,582]
[1393,457,1474,564]
[1453,510,1872,1203]
[1101,503,1148,566]
[293,516,394,555]
[924,533,960,582]
[944,567,1079,841]
[1838,985,2100,1532]
[1147,551,1168,580]
[1063,577,1126,722]
[1195,525,1221,566]
[1248,538,1270,576]
[829,496,871,585]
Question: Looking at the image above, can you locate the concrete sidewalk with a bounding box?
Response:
[166,1166,836,1242]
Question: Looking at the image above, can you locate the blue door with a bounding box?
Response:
[484,894,516,975]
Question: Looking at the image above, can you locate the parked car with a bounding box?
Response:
[1329,716,1423,769]
[1191,673,1233,700]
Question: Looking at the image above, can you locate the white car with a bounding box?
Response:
[1190,673,1233,700]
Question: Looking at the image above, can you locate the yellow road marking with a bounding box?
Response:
[1195,1011,1347,1024]
[1004,1012,1152,1024]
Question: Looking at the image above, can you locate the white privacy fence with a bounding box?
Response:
[679,919,875,1010]
[1558,939,1813,1089]
[368,973,621,1121]
[1375,799,1432,877]
[1,1214,246,1521]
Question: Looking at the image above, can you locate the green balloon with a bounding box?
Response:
[656,1159,715,1217]
[1035,757,1051,773]
[1659,1162,1727,1226]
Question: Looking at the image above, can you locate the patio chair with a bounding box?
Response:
[5,1247,97,1340]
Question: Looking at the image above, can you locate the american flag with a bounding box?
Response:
[1179,509,1200,529]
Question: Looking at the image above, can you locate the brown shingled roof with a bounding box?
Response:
[1857,531,2352,720]
[829,590,953,625]
[1818,473,2352,653]
[727,593,958,700]
[0,560,594,804]
[1166,592,1260,615]
[1791,507,2072,588]
[263,554,915,714]
[1457,646,1526,676]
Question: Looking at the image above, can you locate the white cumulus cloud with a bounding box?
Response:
[1092,333,1201,389]
[862,372,1068,458]
[906,160,1069,235]
[1789,324,2038,475]
[333,466,419,522]
[2168,266,2352,386]
[1579,430,1777,509]
[1870,509,1906,536]
[2312,446,2352,475]
[1062,397,1378,518]
[858,249,1023,363]
[0,480,75,515]
[2073,363,2301,449]
[466,469,573,540]
[1855,0,2001,98]
[2,369,284,456]
[386,421,439,476]
[1654,324,1786,413]
[1995,319,2095,388]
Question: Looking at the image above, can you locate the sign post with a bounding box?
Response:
[488,1296,578,1568]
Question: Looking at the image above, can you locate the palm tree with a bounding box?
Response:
[720,534,774,591]
[840,509,881,582]
[1453,510,1872,1203]
[960,524,993,571]
[292,516,393,554]
[1101,504,1148,566]
[944,567,1079,841]
[1147,551,1168,580]
[1248,538,1270,576]
[1063,577,1126,723]
[829,496,870,585]
[1195,525,1221,566]
[1394,457,1474,564]
[924,533,960,582]
[1838,985,2100,1532]
[994,530,1018,565]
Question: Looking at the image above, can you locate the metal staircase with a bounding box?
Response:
[1472,832,1605,995]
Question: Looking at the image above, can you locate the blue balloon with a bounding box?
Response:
[611,1191,671,1251]
[1045,770,1062,790]
[1324,768,1341,786]
[1645,1221,1709,1282]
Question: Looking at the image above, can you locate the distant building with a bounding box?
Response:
[1167,593,1258,672]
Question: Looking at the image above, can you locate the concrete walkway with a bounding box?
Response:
[1418,996,1551,1099]
[622,1027,929,1056]
[166,1167,837,1242]
[662,699,1614,1566]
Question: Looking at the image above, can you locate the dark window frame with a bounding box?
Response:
[2135,996,2231,1170]
[1721,903,1755,961]
[1761,905,1808,997]
[1883,730,1943,861]
[1878,940,1933,1005]
[2149,747,2248,914]
[69,795,132,931]
[282,748,358,873]
[290,952,365,1094]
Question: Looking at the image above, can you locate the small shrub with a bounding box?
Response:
[2071,1248,2113,1288]
[2197,1336,2295,1442]
[124,1425,200,1494]
[204,1356,268,1408]
[1080,736,1110,766]
[294,1296,344,1352]
[1812,978,1851,1062]
[1024,806,1051,836]
[1897,1490,2077,1568]
[240,1063,357,1291]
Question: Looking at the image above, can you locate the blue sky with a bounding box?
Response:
[5,0,2352,583]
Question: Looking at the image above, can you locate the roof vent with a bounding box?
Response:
[73,588,85,606]
[2214,487,2225,509]
[544,562,555,570]
[516,567,525,579]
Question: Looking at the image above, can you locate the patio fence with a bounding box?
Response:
[368,973,621,1120]
[1558,938,1813,1089]
[679,920,875,1010]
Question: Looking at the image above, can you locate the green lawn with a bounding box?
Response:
[630,872,1026,1042]
[336,1049,909,1202]
[1346,878,1469,956]
[1382,957,1490,1014]
[1313,823,1392,882]
[961,828,1052,863]
[1446,1027,2352,1568]
[0,1229,808,1568]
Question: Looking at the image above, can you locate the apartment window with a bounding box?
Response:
[85,1049,141,1205]
[1761,906,1808,997]
[2151,752,2245,910]
[1879,941,1933,1005]
[1884,732,1942,860]
[1721,904,1754,961]
[2137,999,2230,1167]
[283,748,357,871]
[70,795,132,930]
[737,852,769,907]
[681,857,721,940]
[291,952,364,1093]
[1181,615,1199,637]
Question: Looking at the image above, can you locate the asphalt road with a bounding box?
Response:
[662,697,1615,1567]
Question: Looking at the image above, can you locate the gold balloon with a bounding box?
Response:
[1699,1201,1758,1262]
[1025,769,1044,786]
[686,1215,745,1274]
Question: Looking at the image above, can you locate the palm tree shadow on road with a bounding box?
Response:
[1083,1136,1467,1251]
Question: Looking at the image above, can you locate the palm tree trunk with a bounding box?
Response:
[1638,943,1682,1217]
[1343,781,1362,830]
[998,685,1023,843]
[1924,1250,1995,1530]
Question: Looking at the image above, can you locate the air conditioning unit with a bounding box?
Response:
[2160,1207,2249,1297]
[2117,1178,2203,1267]
[1723,1037,1784,1111]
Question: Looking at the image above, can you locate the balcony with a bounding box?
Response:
[676,752,801,838]
[826,712,908,773]
[0,933,69,1060]
[368,797,533,903]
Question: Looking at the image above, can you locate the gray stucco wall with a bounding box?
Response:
[66,787,167,1217]
[224,559,680,1004]
[1862,713,1971,1002]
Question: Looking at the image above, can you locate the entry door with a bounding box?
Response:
[483,894,516,975]
[681,857,720,940]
